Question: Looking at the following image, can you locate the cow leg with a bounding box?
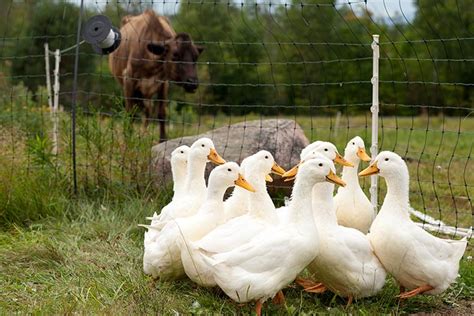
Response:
[122,67,135,112]
[123,70,144,120]
[157,102,167,142]
[156,83,169,142]
[143,98,155,128]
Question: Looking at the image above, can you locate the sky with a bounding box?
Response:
[84,0,417,21]
[361,0,416,21]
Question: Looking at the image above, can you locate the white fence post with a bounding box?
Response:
[44,43,53,110]
[52,49,61,156]
[370,34,380,210]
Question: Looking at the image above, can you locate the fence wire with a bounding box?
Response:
[0,0,472,237]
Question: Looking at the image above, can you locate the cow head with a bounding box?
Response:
[147,32,203,93]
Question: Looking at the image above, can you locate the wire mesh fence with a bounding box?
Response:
[0,0,472,237]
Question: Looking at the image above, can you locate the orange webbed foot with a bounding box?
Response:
[255,300,263,316]
[304,283,327,294]
[295,277,320,289]
[346,295,353,307]
[272,290,286,305]
[397,285,434,299]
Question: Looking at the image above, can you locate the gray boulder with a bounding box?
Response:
[151,119,309,190]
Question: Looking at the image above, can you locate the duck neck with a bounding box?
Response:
[185,155,206,193]
[341,158,360,189]
[288,177,315,226]
[248,172,275,219]
[172,162,186,193]
[203,179,228,213]
[229,186,246,201]
[312,183,337,227]
[382,170,410,218]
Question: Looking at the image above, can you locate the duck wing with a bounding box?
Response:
[196,215,266,254]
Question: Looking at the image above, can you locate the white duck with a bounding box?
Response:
[293,156,386,304]
[143,162,254,280]
[278,141,352,221]
[169,145,190,201]
[283,141,353,182]
[200,158,345,315]
[143,145,189,269]
[183,151,284,287]
[224,151,285,221]
[300,140,323,160]
[333,136,374,233]
[360,151,468,298]
[147,138,225,227]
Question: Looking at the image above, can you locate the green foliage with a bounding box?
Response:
[0,81,36,109]
[408,0,474,108]
[27,134,54,168]
[1,1,472,116]
[0,82,50,137]
[172,3,270,115]
[167,0,471,115]
[0,167,69,227]
[9,0,96,108]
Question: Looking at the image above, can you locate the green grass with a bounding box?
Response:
[0,107,473,314]
[1,198,472,314]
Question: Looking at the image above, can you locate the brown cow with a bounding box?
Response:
[109,9,203,142]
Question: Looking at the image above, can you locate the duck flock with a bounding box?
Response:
[140,137,468,314]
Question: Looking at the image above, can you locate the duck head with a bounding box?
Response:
[344,136,371,164]
[283,141,352,181]
[189,137,226,165]
[314,142,354,167]
[246,150,285,183]
[359,151,408,181]
[295,157,346,188]
[300,140,323,160]
[171,145,190,169]
[209,162,255,192]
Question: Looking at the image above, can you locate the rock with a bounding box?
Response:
[151,119,309,191]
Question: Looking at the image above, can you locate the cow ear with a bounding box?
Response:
[147,42,167,55]
[196,45,204,55]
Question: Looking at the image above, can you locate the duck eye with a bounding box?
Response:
[352,142,355,145]
[265,155,269,159]
[324,148,328,151]
[385,158,389,161]
[180,151,184,154]
[318,163,323,167]
[201,144,205,147]
[227,168,232,172]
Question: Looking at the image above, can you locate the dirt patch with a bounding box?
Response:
[410,301,474,316]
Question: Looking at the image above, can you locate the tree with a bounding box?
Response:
[10,0,96,106]
[410,0,473,108]
[172,1,268,115]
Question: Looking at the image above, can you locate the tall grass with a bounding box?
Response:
[2,102,472,231]
[0,102,174,226]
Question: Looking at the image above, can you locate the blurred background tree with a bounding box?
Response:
[0,0,471,115]
[9,0,96,105]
